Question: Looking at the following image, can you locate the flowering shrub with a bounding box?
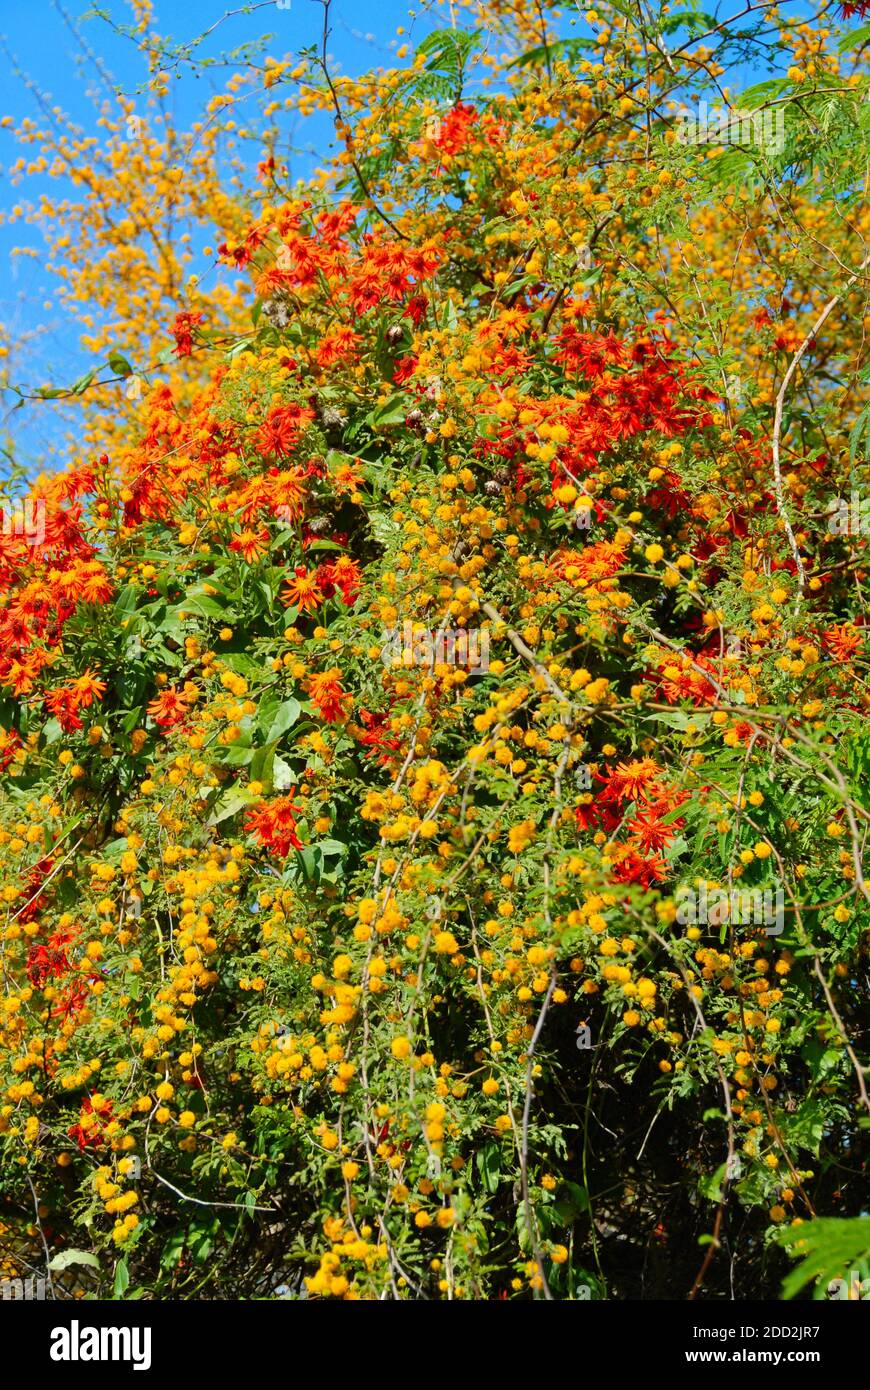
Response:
[0,0,868,1301]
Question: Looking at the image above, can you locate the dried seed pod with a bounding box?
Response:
[307,514,332,536]
[263,296,292,331]
[320,406,346,432]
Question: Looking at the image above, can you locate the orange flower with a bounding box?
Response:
[258,402,315,459]
[270,469,307,523]
[170,311,203,358]
[307,667,347,722]
[281,565,323,612]
[823,624,863,664]
[72,671,107,708]
[245,793,303,857]
[601,758,662,805]
[230,526,271,564]
[147,686,191,729]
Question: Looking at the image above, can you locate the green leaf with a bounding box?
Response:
[508,37,590,69]
[476,1142,501,1194]
[368,395,408,428]
[734,78,792,109]
[113,1258,130,1296]
[848,402,870,467]
[314,838,346,857]
[698,1162,727,1203]
[208,787,255,826]
[220,653,267,682]
[71,369,97,396]
[775,1217,870,1299]
[171,594,227,620]
[49,1249,100,1273]
[659,10,717,36]
[293,845,319,883]
[838,21,870,54]
[108,351,133,378]
[782,1098,826,1156]
[264,697,301,744]
[368,510,400,547]
[218,742,254,767]
[250,742,276,789]
[226,337,254,362]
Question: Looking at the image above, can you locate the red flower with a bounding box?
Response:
[598,757,662,805]
[170,311,203,358]
[245,793,303,857]
[403,295,428,326]
[307,668,347,722]
[19,856,56,924]
[67,1094,113,1151]
[27,939,72,989]
[554,328,626,378]
[357,708,401,764]
[218,224,267,268]
[0,727,21,772]
[392,355,417,385]
[147,686,191,729]
[610,846,668,888]
[258,402,315,459]
[51,982,89,1022]
[433,102,479,156]
[318,556,361,606]
[44,669,107,733]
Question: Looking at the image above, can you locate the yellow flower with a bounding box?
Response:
[434,930,459,955]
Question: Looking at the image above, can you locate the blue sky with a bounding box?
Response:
[0,0,448,473]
